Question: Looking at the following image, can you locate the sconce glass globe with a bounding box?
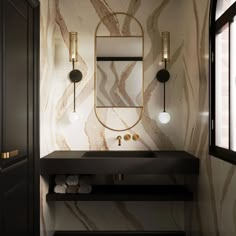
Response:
[158,112,170,124]
[69,111,79,123]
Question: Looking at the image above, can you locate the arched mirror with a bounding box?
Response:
[94,12,144,131]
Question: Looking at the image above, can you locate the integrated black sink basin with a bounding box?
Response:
[40,151,200,175]
[81,151,158,158]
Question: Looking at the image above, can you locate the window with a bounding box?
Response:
[216,0,235,19]
[210,0,236,164]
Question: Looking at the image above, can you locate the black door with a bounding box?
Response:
[0,0,39,235]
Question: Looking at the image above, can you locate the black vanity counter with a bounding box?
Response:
[40,151,199,175]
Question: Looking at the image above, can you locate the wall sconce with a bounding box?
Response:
[68,32,83,123]
[156,31,171,124]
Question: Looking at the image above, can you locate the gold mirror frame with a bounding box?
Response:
[94,12,144,132]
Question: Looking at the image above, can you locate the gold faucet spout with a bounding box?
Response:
[117,136,122,146]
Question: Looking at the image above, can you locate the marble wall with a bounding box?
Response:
[183,1,236,236]
[40,0,186,155]
[40,0,236,236]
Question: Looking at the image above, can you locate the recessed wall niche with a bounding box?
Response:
[39,0,207,234]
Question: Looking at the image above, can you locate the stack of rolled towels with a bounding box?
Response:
[54,175,67,194]
[54,175,92,194]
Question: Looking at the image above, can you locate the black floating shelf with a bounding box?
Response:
[47,185,193,202]
[54,231,186,236]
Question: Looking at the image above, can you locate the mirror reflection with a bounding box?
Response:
[94,13,144,131]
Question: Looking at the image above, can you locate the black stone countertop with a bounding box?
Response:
[40,151,199,175]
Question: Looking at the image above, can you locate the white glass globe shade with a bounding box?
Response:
[69,112,79,123]
[158,112,170,124]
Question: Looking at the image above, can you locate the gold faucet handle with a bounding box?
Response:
[124,134,131,141]
[132,134,140,141]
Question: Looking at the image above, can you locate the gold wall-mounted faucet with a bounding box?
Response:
[117,136,122,146]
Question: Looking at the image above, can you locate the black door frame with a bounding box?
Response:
[32,0,40,235]
[0,0,40,235]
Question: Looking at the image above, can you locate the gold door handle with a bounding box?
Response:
[1,150,19,159]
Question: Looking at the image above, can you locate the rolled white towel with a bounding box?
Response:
[66,185,78,194]
[66,175,79,186]
[54,184,67,194]
[78,184,92,194]
[55,175,66,185]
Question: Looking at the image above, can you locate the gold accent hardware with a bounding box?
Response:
[1,150,19,159]
[132,134,140,141]
[117,136,122,146]
[95,108,143,132]
[124,134,131,141]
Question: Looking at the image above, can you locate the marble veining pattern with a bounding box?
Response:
[40,0,236,235]
[97,61,141,107]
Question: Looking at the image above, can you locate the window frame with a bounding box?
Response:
[210,0,236,165]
